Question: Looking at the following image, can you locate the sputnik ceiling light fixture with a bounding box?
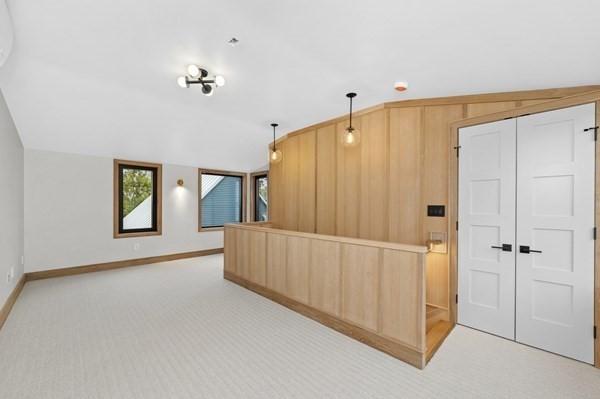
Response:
[269,123,282,164]
[177,65,225,96]
[342,92,360,147]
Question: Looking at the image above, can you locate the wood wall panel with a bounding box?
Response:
[359,110,389,241]
[336,120,362,238]
[235,228,248,278]
[466,101,517,118]
[286,236,311,303]
[309,240,341,316]
[282,136,300,231]
[380,250,425,350]
[388,107,422,245]
[247,231,267,285]
[316,124,337,235]
[268,87,594,321]
[341,243,380,331]
[224,226,237,274]
[298,130,316,233]
[267,233,287,293]
[422,105,464,309]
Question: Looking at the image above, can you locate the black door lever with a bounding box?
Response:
[519,245,542,254]
[491,244,512,252]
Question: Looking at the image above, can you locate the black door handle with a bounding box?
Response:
[491,244,512,252]
[519,245,542,254]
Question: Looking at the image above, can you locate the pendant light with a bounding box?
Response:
[270,123,283,164]
[342,92,360,147]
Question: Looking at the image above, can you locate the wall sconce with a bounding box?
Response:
[427,232,447,254]
[177,179,184,187]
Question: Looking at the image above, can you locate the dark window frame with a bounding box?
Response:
[198,168,247,231]
[113,159,162,238]
[250,171,269,222]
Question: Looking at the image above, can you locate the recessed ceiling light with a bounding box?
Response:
[228,37,239,46]
[394,81,408,92]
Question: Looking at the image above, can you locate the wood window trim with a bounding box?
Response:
[198,168,247,232]
[250,171,269,222]
[113,159,163,239]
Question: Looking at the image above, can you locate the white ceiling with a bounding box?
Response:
[1,0,599,172]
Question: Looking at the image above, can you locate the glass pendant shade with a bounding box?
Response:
[342,127,360,147]
[270,149,283,164]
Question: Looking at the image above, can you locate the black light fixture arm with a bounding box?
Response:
[271,123,279,151]
[346,92,357,130]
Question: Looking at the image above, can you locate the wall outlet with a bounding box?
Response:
[133,243,140,251]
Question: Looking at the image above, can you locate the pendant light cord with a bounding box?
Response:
[349,96,353,129]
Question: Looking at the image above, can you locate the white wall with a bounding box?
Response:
[0,90,24,306]
[25,150,223,272]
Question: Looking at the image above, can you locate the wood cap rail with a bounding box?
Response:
[225,223,429,254]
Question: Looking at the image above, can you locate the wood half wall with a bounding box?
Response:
[267,85,600,311]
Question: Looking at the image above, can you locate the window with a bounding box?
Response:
[114,160,162,238]
[199,169,246,230]
[250,171,268,222]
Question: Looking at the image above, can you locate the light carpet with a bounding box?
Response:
[1,254,599,399]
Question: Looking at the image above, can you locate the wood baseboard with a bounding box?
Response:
[0,274,26,331]
[26,248,224,281]
[224,271,426,369]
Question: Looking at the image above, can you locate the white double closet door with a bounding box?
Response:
[458,103,596,364]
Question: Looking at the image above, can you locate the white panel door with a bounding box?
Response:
[458,119,517,340]
[515,103,596,364]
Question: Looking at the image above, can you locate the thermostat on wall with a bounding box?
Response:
[427,205,445,217]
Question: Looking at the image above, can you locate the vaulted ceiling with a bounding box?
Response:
[1,0,599,171]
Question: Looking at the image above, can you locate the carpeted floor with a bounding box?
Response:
[0,254,599,398]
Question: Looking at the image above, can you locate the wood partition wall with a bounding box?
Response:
[267,85,600,316]
[224,222,432,368]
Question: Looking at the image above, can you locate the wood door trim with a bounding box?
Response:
[448,91,600,368]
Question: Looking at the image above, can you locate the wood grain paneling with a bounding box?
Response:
[224,223,429,368]
[282,136,300,231]
[336,120,362,238]
[266,233,287,293]
[421,105,464,309]
[286,236,311,303]
[389,107,422,244]
[247,231,267,285]
[298,130,316,233]
[380,250,425,350]
[359,110,388,241]
[341,243,380,331]
[309,240,341,316]
[316,124,337,235]
[466,101,517,118]
[224,226,237,274]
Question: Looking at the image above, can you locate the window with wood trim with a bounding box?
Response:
[114,160,162,238]
[199,169,246,230]
[250,171,268,222]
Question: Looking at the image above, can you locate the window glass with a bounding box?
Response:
[201,173,243,228]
